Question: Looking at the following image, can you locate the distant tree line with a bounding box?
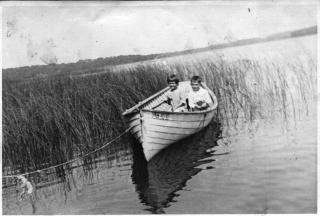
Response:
[3,54,159,82]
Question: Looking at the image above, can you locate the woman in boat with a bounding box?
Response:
[165,74,190,111]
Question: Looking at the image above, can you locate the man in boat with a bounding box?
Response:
[165,74,190,111]
[176,75,217,111]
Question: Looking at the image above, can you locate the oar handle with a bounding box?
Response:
[152,100,167,110]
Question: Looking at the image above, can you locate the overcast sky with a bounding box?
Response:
[2,1,317,68]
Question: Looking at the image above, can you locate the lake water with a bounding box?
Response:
[2,101,316,214]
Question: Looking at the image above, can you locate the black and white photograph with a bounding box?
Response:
[1,1,317,214]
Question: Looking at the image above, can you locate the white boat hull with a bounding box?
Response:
[127,109,215,161]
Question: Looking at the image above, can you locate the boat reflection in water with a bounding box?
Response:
[131,122,222,214]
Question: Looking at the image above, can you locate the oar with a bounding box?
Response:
[152,100,167,110]
[122,86,170,116]
[152,98,174,111]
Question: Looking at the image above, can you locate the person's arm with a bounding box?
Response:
[176,100,186,109]
[166,92,175,111]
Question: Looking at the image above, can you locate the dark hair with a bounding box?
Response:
[167,74,179,84]
[190,75,202,83]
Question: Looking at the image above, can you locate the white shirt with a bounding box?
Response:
[166,84,190,109]
[186,87,213,108]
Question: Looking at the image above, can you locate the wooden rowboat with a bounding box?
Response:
[122,81,217,161]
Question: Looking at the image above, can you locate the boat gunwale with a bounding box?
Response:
[141,108,216,115]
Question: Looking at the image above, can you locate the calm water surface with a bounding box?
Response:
[2,110,316,214]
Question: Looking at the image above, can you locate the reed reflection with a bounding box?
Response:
[131,122,222,214]
[2,137,134,215]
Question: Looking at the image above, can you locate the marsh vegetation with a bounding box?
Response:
[2,35,316,180]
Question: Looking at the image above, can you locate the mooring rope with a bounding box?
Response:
[2,126,133,179]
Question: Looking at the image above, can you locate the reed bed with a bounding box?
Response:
[2,36,316,174]
[2,70,167,172]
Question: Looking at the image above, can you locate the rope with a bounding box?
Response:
[2,126,133,179]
